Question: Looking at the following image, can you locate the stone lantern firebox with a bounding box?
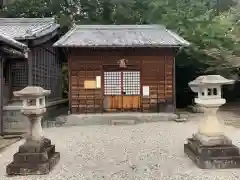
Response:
[184,75,240,169]
[6,86,60,175]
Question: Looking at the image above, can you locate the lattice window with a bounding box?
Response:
[104,72,121,95]
[12,61,28,89]
[32,46,62,100]
[123,71,140,95]
[104,71,141,96]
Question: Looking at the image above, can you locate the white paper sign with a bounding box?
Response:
[96,76,101,88]
[143,86,149,96]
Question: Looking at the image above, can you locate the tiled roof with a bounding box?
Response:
[0,33,27,51]
[54,25,190,47]
[0,18,60,40]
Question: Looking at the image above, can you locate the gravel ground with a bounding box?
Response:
[1,120,240,180]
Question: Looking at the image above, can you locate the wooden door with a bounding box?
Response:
[104,71,141,111]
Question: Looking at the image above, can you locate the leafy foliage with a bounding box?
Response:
[2,0,238,72]
[148,0,240,73]
[1,0,240,106]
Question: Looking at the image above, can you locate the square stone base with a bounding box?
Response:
[184,138,240,169]
[6,138,60,176]
[193,133,232,146]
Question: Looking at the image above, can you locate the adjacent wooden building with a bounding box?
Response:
[0,18,65,133]
[0,33,27,135]
[0,18,63,105]
[54,25,189,114]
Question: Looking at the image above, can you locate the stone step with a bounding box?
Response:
[111,119,136,125]
[187,138,240,158]
[184,144,240,169]
[6,152,60,175]
[14,145,56,163]
[19,138,52,153]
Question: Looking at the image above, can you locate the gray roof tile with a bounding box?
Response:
[0,33,27,51]
[54,25,190,47]
[0,18,60,40]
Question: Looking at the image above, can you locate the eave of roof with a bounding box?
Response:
[54,24,190,48]
[0,46,27,58]
[0,33,27,51]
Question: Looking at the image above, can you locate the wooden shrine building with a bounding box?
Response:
[0,18,65,133]
[54,25,190,114]
[0,33,27,135]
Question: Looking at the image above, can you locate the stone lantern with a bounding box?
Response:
[184,75,240,169]
[6,86,60,175]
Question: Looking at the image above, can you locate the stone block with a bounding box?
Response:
[19,138,51,153]
[6,138,60,175]
[175,118,187,122]
[193,133,232,146]
[6,152,60,175]
[111,119,136,125]
[184,138,240,169]
[187,138,239,158]
[13,145,55,163]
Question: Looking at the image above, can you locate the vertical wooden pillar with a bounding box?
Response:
[0,57,4,136]
[173,57,176,113]
[8,61,13,100]
[28,49,33,85]
[68,48,72,114]
[101,64,104,113]
[163,56,167,112]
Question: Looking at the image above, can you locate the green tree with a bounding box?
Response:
[1,0,239,106]
[147,0,240,75]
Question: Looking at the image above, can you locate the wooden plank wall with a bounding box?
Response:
[141,56,173,112]
[70,55,102,113]
[69,48,175,113]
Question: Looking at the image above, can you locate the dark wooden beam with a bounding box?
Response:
[28,49,33,85]
[41,47,57,55]
[0,57,4,136]
[68,48,72,114]
[8,62,13,100]
[28,30,59,47]
[0,46,26,58]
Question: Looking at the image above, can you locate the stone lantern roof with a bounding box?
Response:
[13,86,51,97]
[189,75,235,86]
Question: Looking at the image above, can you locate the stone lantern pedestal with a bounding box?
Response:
[184,75,240,169]
[6,86,60,175]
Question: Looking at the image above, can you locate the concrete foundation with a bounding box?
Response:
[3,99,68,133]
[65,113,178,126]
